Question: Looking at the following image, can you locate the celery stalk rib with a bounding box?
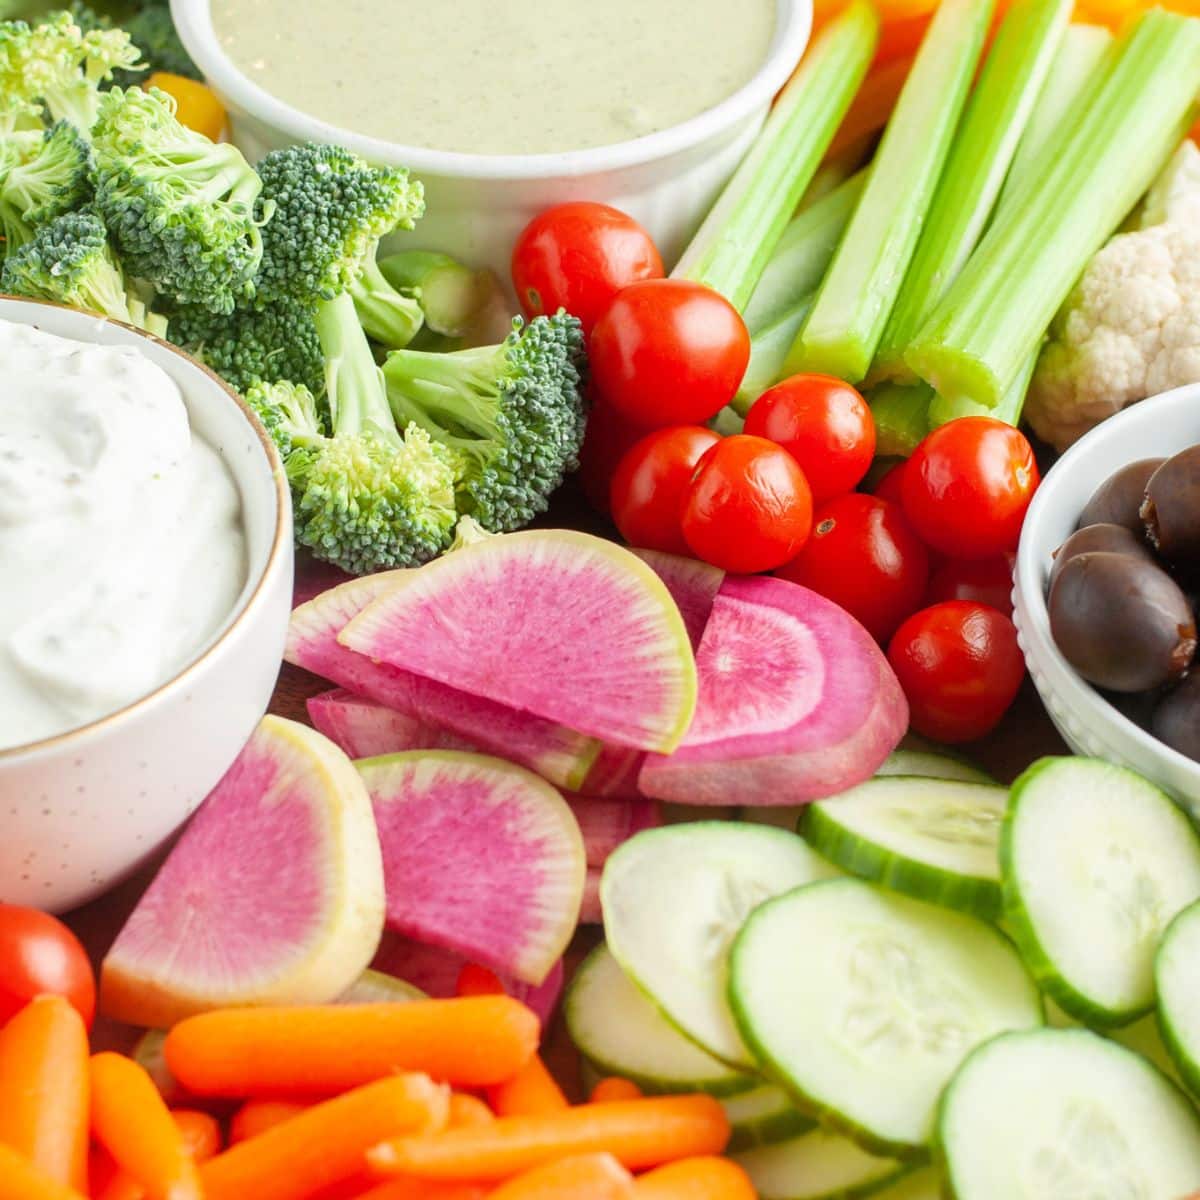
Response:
[732,295,815,417]
[671,0,879,312]
[869,0,1072,385]
[869,383,933,458]
[786,0,994,384]
[906,9,1200,410]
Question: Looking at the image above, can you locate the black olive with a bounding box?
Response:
[1049,523,1153,588]
[1078,458,1164,533]
[1152,674,1200,763]
[1142,445,1200,566]
[1048,551,1197,692]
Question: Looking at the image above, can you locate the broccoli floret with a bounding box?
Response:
[92,86,268,312]
[1,207,164,333]
[254,141,424,348]
[243,378,325,460]
[1,120,90,226]
[382,312,588,532]
[167,294,326,397]
[119,0,197,83]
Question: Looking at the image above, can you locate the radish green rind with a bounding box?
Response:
[565,944,755,1098]
[799,777,1008,919]
[1000,756,1200,1027]
[936,1028,1200,1198]
[601,822,839,1069]
[723,1085,816,1152]
[1156,899,1200,1096]
[730,879,1043,1155]
[733,1128,907,1200]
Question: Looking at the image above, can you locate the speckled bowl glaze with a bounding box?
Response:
[170,0,812,282]
[1013,383,1200,818]
[0,297,293,913]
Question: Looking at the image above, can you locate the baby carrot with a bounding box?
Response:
[166,998,539,1095]
[229,1100,310,1144]
[589,1079,643,1104]
[485,1153,634,1199]
[201,1073,450,1200]
[0,1145,89,1200]
[486,1058,568,1118]
[0,996,89,1191]
[449,1095,496,1129]
[94,1111,222,1200]
[90,1052,203,1200]
[351,1183,487,1200]
[633,1157,757,1199]
[369,1095,731,1181]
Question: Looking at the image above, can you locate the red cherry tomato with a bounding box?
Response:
[511,202,664,334]
[610,426,721,555]
[577,397,645,514]
[589,280,751,430]
[777,494,929,642]
[744,375,876,504]
[901,418,1039,559]
[682,435,813,574]
[887,601,1025,744]
[0,904,95,1029]
[925,554,1016,620]
[872,461,908,507]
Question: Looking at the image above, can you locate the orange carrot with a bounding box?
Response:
[449,1095,496,1129]
[230,1100,310,1144]
[351,1182,487,1200]
[93,1110,222,1200]
[589,1079,643,1104]
[90,1052,203,1200]
[0,996,89,1192]
[486,1058,568,1118]
[633,1157,757,1199]
[485,1153,634,1199]
[369,1095,731,1181]
[201,1073,449,1200]
[0,1145,89,1200]
[455,965,506,997]
[166,999,539,1096]
[169,1111,221,1162]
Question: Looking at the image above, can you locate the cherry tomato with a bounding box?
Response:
[682,435,813,573]
[872,461,907,507]
[925,554,1016,620]
[744,375,876,504]
[0,904,95,1029]
[589,280,751,430]
[887,601,1025,744]
[777,494,929,642]
[610,426,721,555]
[511,202,664,334]
[577,397,645,514]
[901,418,1039,559]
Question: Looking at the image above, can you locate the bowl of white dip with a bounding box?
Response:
[170,0,812,281]
[0,296,292,913]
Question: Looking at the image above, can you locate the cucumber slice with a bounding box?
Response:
[876,750,994,784]
[1047,996,1186,1086]
[723,1084,815,1152]
[731,879,1042,1154]
[870,1169,941,1199]
[1002,756,1200,1026]
[602,822,838,1068]
[734,1129,906,1200]
[937,1028,1200,1198]
[800,777,1008,919]
[1156,898,1200,1095]
[564,944,754,1098]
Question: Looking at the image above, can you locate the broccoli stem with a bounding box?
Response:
[377,248,504,339]
[349,253,423,350]
[383,343,506,444]
[313,290,399,444]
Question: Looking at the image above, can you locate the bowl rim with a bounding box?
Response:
[169,0,812,179]
[0,294,291,763]
[1015,382,1200,783]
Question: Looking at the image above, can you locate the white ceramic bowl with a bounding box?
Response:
[170,0,812,281]
[0,297,293,913]
[1013,384,1200,816]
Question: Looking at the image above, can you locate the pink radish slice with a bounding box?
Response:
[307,689,477,759]
[580,869,603,925]
[639,576,908,807]
[358,750,586,986]
[565,795,662,867]
[287,573,602,791]
[100,717,385,1028]
[634,549,723,651]
[371,933,565,1026]
[579,744,646,798]
[339,531,698,754]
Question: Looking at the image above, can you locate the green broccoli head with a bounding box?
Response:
[119,0,198,83]
[382,312,588,532]
[92,86,268,312]
[1,120,91,228]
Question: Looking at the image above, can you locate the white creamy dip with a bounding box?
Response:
[0,320,247,751]
[211,0,777,155]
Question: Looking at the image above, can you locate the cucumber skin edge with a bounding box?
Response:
[1155,905,1200,1100]
[725,1103,818,1153]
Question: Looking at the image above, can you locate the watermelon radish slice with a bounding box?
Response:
[307,689,477,759]
[639,576,908,807]
[358,750,586,986]
[578,743,646,798]
[371,932,565,1026]
[100,717,386,1028]
[340,530,698,754]
[339,968,426,1003]
[287,573,602,790]
[567,795,662,867]
[634,549,723,651]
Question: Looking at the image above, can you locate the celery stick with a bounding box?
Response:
[906,10,1200,410]
[928,351,1038,428]
[870,0,1072,384]
[869,383,933,458]
[786,0,994,384]
[732,295,814,417]
[671,0,879,312]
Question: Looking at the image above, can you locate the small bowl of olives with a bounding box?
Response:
[1014,383,1200,816]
